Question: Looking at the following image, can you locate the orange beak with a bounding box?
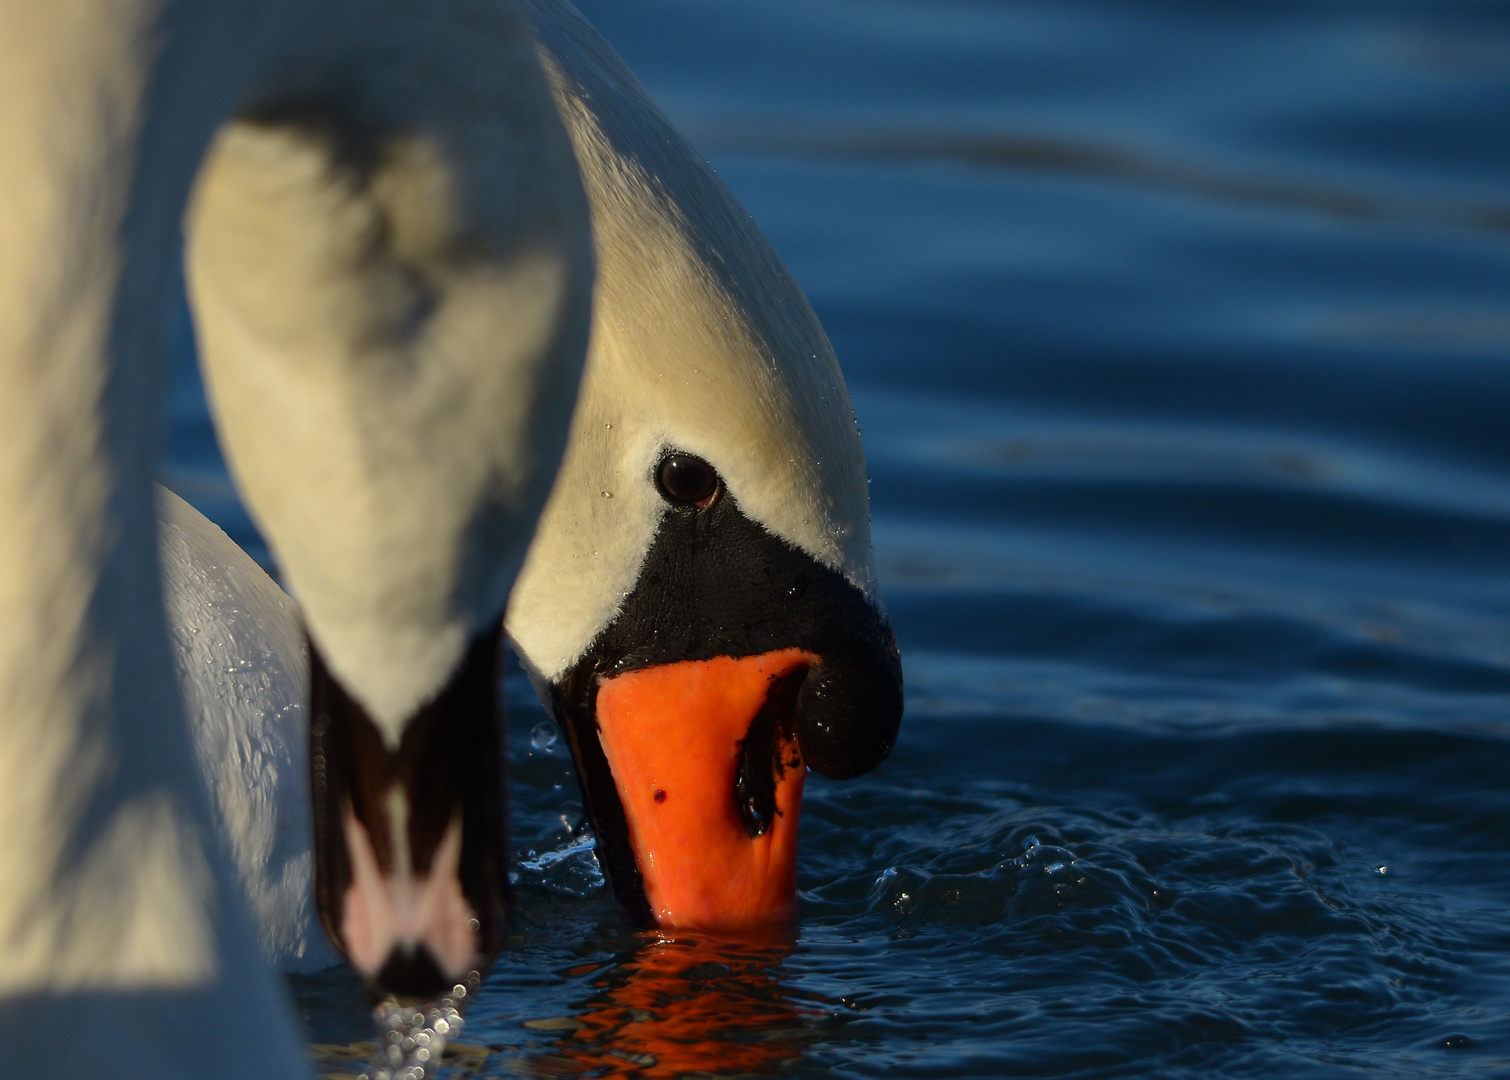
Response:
[592,648,818,930]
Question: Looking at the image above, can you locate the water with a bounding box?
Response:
[361,991,469,1080]
[162,1,1510,1076]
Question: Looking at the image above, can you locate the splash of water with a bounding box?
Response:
[359,984,468,1080]
[513,823,604,897]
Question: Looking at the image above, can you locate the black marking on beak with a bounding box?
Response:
[309,622,509,1002]
[550,491,903,923]
[735,666,808,839]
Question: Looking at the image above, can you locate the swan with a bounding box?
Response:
[1,0,591,1074]
[166,0,902,964]
[510,0,903,931]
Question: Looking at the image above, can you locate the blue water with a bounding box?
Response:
[164,1,1510,1076]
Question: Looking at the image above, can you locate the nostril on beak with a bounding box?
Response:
[736,665,810,838]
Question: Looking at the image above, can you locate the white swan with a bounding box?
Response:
[1,1,591,1075]
[166,0,900,963]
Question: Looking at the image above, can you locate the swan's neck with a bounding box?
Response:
[185,0,593,738]
[0,2,307,1073]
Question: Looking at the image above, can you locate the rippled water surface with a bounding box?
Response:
[166,1,1510,1076]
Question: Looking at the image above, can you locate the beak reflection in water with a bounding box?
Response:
[528,933,818,1078]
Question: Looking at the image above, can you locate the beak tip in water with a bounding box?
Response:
[339,808,486,1000]
[309,625,510,1002]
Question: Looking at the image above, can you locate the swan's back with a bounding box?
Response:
[158,488,337,973]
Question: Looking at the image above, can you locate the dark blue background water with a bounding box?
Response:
[165,2,1510,1076]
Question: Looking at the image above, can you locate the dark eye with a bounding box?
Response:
[656,452,720,507]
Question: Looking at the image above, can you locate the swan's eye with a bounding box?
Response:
[657,453,720,507]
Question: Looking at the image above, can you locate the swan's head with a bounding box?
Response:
[185,7,593,1001]
[505,39,904,930]
[510,439,902,931]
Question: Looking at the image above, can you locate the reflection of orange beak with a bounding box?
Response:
[536,932,810,1078]
[594,648,818,930]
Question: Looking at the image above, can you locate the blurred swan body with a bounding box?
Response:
[0,0,589,1073]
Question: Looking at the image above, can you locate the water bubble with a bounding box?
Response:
[363,991,466,1080]
[531,721,559,753]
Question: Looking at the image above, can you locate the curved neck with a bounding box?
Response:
[0,2,308,1074]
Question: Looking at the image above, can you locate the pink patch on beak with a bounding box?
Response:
[339,808,481,982]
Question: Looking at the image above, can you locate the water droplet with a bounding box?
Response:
[531,721,559,753]
[365,997,463,1080]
